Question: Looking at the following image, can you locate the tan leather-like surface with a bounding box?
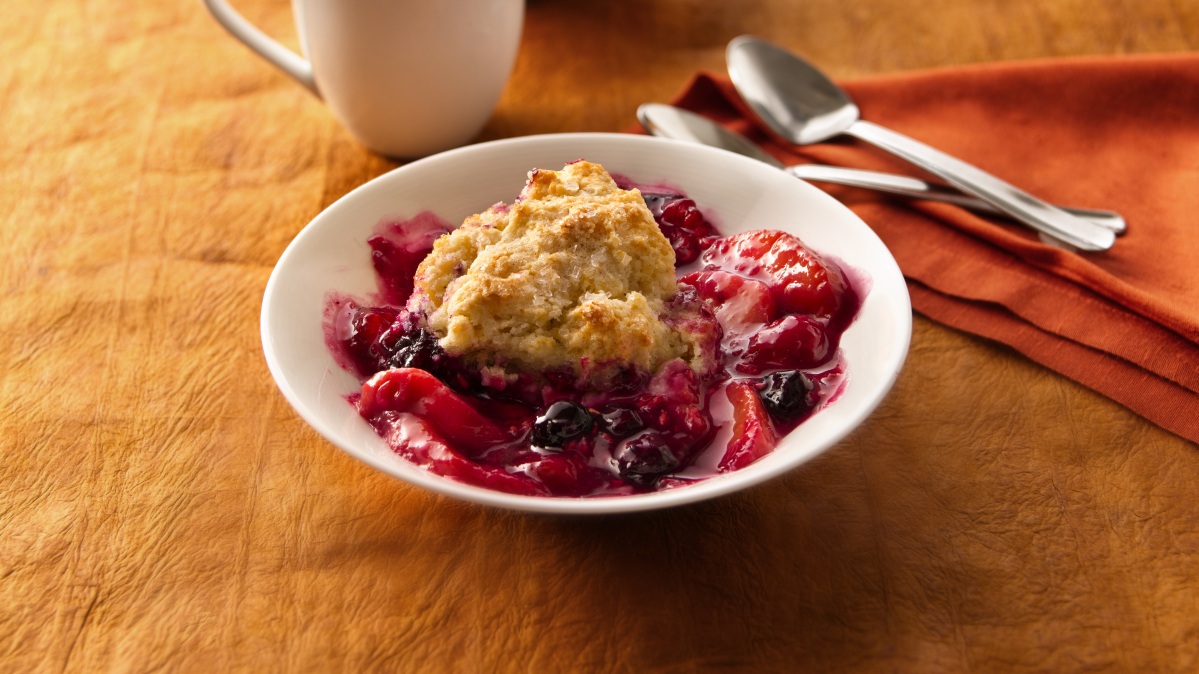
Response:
[2,0,1197,671]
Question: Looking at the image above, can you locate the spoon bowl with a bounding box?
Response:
[724,41,859,146]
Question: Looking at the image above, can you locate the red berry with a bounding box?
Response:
[629,395,712,459]
[736,314,832,374]
[701,230,848,319]
[719,381,778,472]
[645,358,703,406]
[679,270,777,334]
[522,452,612,496]
[667,230,702,265]
[648,196,718,266]
[661,199,705,231]
[338,304,400,376]
[370,411,547,496]
[358,368,518,457]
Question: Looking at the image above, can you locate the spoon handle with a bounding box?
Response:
[787,165,1126,234]
[845,120,1116,251]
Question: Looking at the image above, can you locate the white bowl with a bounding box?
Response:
[261,133,911,514]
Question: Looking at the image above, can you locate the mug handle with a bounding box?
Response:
[201,0,320,97]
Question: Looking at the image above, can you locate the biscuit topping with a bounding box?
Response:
[411,161,710,386]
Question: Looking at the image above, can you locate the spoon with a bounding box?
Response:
[636,103,1126,235]
[725,36,1117,252]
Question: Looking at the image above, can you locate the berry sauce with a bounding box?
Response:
[323,184,863,498]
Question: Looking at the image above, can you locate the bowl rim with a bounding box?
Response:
[261,131,912,514]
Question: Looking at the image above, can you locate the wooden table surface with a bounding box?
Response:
[3,0,1197,671]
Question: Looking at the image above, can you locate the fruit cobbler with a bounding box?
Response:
[324,161,861,497]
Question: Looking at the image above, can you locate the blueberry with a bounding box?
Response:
[531,401,595,448]
[599,408,644,438]
[382,326,444,372]
[757,370,817,420]
[614,434,679,487]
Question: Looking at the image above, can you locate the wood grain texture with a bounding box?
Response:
[1,0,1196,671]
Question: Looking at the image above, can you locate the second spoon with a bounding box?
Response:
[636,103,1125,235]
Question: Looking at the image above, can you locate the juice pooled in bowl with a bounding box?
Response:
[325,161,861,497]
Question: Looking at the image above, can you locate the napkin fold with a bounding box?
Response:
[658,54,1199,443]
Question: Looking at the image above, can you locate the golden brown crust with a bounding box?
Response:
[411,161,712,386]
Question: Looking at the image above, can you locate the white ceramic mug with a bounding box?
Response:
[203,0,524,158]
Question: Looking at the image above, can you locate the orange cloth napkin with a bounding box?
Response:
[659,54,1199,443]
